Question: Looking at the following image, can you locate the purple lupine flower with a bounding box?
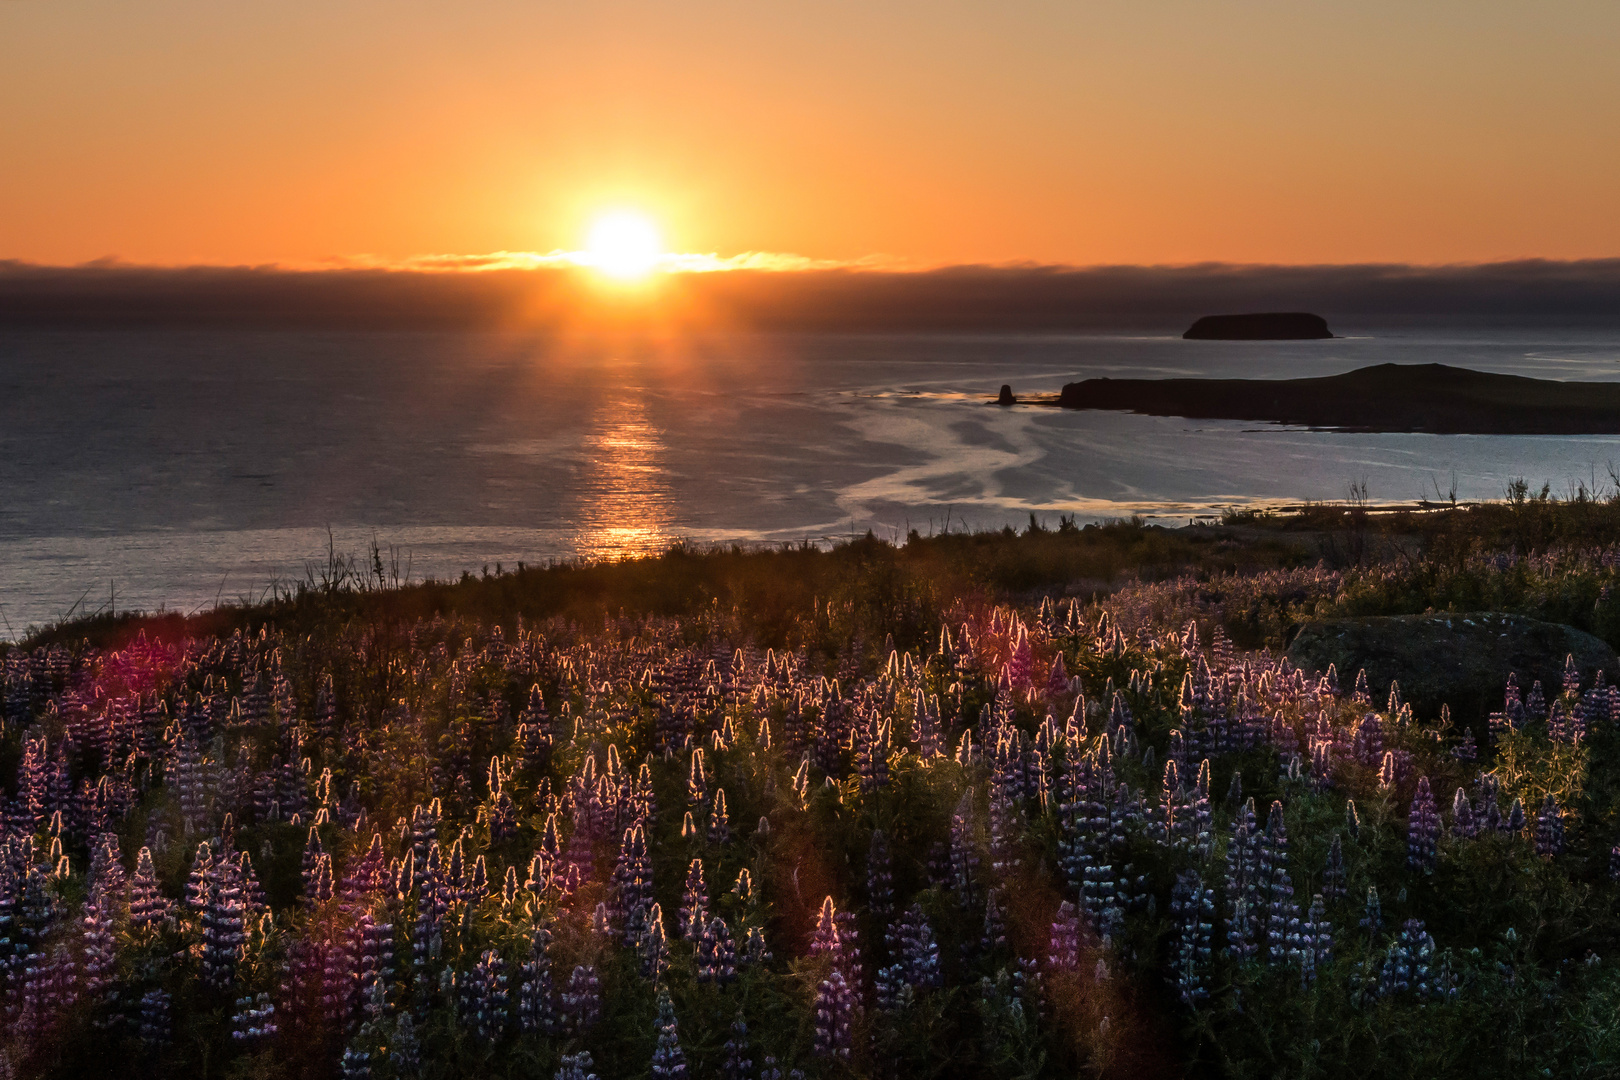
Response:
[1535,793,1565,857]
[1167,729,1189,778]
[459,948,509,1044]
[1377,751,1398,791]
[1191,759,1214,858]
[1169,869,1213,1006]
[1408,777,1441,873]
[592,901,614,941]
[982,889,1009,956]
[412,843,446,976]
[1379,918,1434,997]
[856,717,890,793]
[500,864,522,910]
[708,788,731,847]
[641,902,670,978]
[987,779,1021,879]
[562,964,601,1034]
[743,926,771,966]
[1005,628,1033,690]
[810,896,840,959]
[201,853,247,990]
[1478,779,1505,832]
[1378,935,1412,996]
[356,909,394,1018]
[344,833,390,906]
[1359,886,1383,939]
[833,910,866,1003]
[339,1045,370,1079]
[874,962,904,1012]
[1081,862,1122,941]
[139,987,173,1046]
[1048,900,1081,972]
[81,885,118,1007]
[1353,714,1384,766]
[1584,671,1612,726]
[230,992,278,1042]
[687,749,707,807]
[308,853,335,907]
[731,867,754,907]
[893,903,942,989]
[463,853,490,907]
[721,1010,752,1080]
[1302,893,1332,980]
[1563,653,1582,698]
[651,988,689,1078]
[88,834,126,900]
[555,1051,599,1080]
[632,761,658,825]
[867,830,894,936]
[523,849,551,904]
[1526,680,1548,720]
[1507,797,1527,834]
[678,858,708,941]
[1323,834,1346,902]
[1433,948,1461,1001]
[616,823,654,944]
[10,738,48,837]
[696,915,738,984]
[317,924,357,1031]
[1160,759,1185,847]
[1225,798,1260,960]
[186,840,215,912]
[1452,786,1477,839]
[812,968,855,1060]
[949,788,979,908]
[1453,728,1478,762]
[19,941,79,1041]
[1352,668,1371,705]
[911,693,943,760]
[518,925,557,1035]
[1055,754,1092,896]
[1262,802,1300,967]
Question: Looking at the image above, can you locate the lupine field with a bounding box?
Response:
[5,516,1620,1079]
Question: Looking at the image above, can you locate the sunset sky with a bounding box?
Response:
[4,0,1618,269]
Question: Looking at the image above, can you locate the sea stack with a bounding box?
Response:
[997,384,1016,405]
[1183,312,1334,340]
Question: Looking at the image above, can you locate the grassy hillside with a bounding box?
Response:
[3,500,1620,1079]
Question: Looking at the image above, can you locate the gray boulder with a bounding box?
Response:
[1286,612,1619,732]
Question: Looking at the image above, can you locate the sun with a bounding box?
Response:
[582,211,664,279]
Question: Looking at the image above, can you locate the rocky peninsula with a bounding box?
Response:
[1057,362,1620,433]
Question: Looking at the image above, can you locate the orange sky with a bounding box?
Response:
[3,1,1618,269]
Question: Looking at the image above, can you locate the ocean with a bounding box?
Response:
[4,326,1620,632]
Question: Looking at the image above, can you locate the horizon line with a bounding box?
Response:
[6,253,1620,277]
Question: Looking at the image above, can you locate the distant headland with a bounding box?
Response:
[1183,312,1334,339]
[1057,362,1620,433]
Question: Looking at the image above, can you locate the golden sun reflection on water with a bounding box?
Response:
[570,391,677,561]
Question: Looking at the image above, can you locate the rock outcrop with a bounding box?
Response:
[1286,612,1619,733]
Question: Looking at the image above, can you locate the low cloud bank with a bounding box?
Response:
[2,258,1618,331]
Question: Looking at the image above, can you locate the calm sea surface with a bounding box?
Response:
[3,326,1620,632]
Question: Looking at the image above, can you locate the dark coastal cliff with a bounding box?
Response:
[1183,312,1333,339]
[1057,362,1620,433]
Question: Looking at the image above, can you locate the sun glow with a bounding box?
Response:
[582,211,664,279]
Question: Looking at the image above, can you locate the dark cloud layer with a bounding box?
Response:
[2,259,1618,332]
